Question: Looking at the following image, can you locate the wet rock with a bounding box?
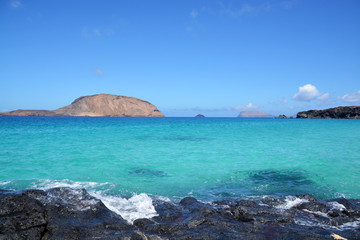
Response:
[152,200,183,222]
[0,192,46,239]
[296,202,330,213]
[1,188,360,240]
[296,194,318,202]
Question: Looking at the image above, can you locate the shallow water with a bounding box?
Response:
[0,117,359,202]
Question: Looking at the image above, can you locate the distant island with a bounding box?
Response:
[0,94,164,117]
[195,114,205,118]
[237,111,274,118]
[297,106,360,119]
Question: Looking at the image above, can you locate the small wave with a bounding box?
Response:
[90,191,158,223]
[34,179,158,223]
[1,179,158,224]
[328,201,347,211]
[30,179,115,190]
[0,181,11,186]
[275,196,309,210]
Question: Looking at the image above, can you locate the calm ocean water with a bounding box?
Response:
[0,117,359,204]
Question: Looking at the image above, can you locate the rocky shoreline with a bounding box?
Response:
[1,187,359,239]
[297,106,360,119]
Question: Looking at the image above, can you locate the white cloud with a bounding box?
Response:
[10,0,22,8]
[342,90,360,103]
[93,67,104,76]
[292,84,321,102]
[235,102,260,111]
[190,9,198,19]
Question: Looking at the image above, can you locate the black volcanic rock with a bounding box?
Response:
[297,106,360,119]
[1,188,360,239]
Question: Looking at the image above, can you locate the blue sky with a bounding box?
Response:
[1,0,359,117]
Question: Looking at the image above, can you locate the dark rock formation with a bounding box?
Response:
[297,106,360,119]
[0,94,164,117]
[277,114,288,118]
[195,114,205,118]
[237,111,274,118]
[1,187,360,239]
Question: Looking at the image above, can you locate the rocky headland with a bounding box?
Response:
[0,94,164,117]
[297,106,360,119]
[1,187,359,239]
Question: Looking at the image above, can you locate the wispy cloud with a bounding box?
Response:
[342,90,360,103]
[316,93,337,106]
[293,84,321,102]
[190,9,198,20]
[82,27,114,38]
[222,4,254,17]
[279,98,288,104]
[10,0,22,8]
[93,67,104,76]
[280,0,298,9]
[221,2,271,18]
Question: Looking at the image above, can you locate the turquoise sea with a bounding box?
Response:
[0,117,360,201]
[1,117,359,213]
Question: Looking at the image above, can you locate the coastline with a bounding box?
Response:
[1,187,359,239]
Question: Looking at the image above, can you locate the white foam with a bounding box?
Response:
[30,179,113,190]
[90,191,158,224]
[0,181,11,186]
[328,201,347,211]
[295,218,360,231]
[303,209,329,218]
[276,196,309,210]
[27,179,158,223]
[338,219,360,230]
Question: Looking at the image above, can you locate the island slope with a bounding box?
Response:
[0,94,164,117]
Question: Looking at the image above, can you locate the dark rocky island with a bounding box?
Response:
[277,115,288,119]
[0,94,164,117]
[195,114,205,118]
[297,106,360,119]
[1,187,359,239]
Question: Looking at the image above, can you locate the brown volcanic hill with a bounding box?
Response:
[0,94,164,117]
[237,111,274,118]
[297,106,360,119]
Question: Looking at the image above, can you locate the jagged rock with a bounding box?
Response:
[1,188,360,239]
[0,94,164,117]
[297,106,360,119]
[277,114,288,118]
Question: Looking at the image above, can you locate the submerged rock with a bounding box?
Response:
[1,187,360,239]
